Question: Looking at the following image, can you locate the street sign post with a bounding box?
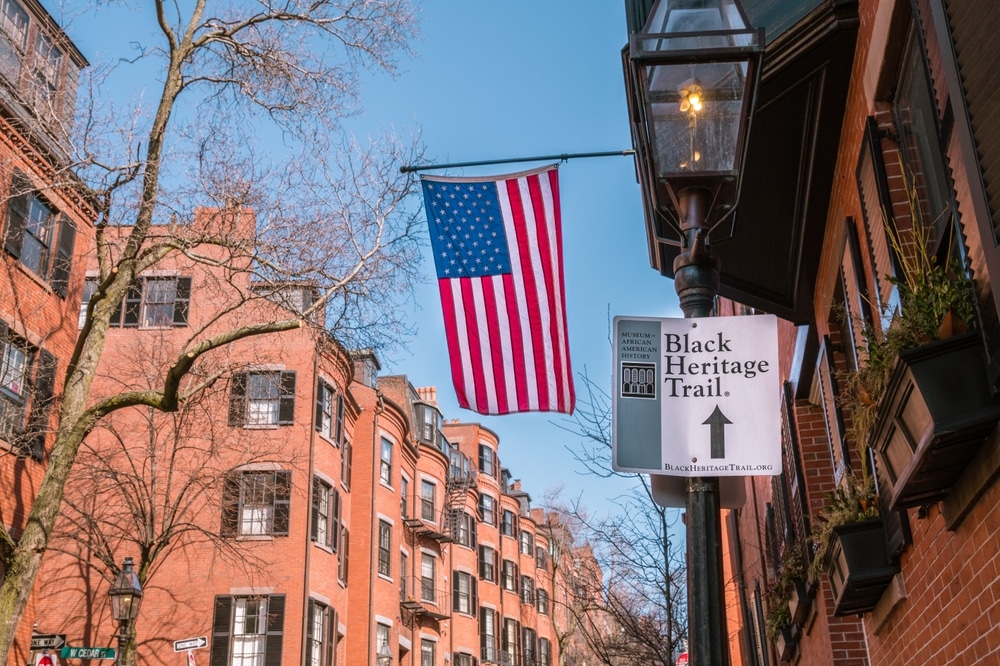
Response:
[173,637,208,652]
[60,647,116,660]
[30,635,67,651]
[612,314,782,476]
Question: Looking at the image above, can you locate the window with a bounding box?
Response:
[420,480,436,521]
[341,439,352,489]
[316,382,334,442]
[519,530,534,556]
[29,29,60,112]
[501,509,517,538]
[479,443,494,476]
[221,470,290,537]
[229,371,295,427]
[480,608,498,663]
[4,176,77,298]
[452,570,477,615]
[376,624,390,664]
[315,381,345,445]
[453,510,476,548]
[400,552,408,600]
[478,494,496,526]
[502,618,519,666]
[0,0,28,82]
[479,545,497,583]
[420,553,435,602]
[536,588,549,615]
[501,560,518,593]
[211,595,284,666]
[522,628,537,666]
[78,278,97,328]
[520,576,534,605]
[311,478,340,551]
[539,638,552,666]
[535,545,548,570]
[378,520,392,577]
[380,437,393,485]
[401,476,409,519]
[454,654,475,666]
[420,640,435,666]
[306,600,334,666]
[94,275,192,328]
[0,322,55,460]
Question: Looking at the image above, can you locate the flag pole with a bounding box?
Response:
[400,149,635,173]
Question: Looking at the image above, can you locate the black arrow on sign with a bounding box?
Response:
[703,405,732,459]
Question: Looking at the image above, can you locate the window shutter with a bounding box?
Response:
[306,599,316,646]
[339,527,349,582]
[342,442,352,489]
[228,373,247,427]
[24,349,57,460]
[478,546,485,579]
[310,478,320,543]
[315,381,325,434]
[220,473,240,537]
[452,570,460,610]
[327,607,337,666]
[331,488,340,552]
[334,393,344,445]
[264,595,285,666]
[173,277,191,325]
[122,280,142,327]
[278,371,296,425]
[49,215,76,297]
[472,576,478,616]
[480,608,488,653]
[273,471,291,535]
[210,596,233,666]
[4,174,29,258]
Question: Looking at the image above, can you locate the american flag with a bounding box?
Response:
[421,165,575,415]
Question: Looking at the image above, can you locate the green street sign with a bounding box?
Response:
[60,647,117,660]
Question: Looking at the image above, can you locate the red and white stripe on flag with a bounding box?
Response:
[421,164,575,415]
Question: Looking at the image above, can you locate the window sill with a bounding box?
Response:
[377,573,393,583]
[313,542,334,555]
[235,535,275,541]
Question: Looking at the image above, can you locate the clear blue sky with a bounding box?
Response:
[61,1,685,513]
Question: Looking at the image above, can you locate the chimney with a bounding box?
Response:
[416,386,438,405]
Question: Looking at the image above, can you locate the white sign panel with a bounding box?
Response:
[612,314,781,476]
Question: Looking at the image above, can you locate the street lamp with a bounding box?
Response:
[376,642,392,666]
[624,2,763,665]
[108,557,143,666]
[626,0,763,254]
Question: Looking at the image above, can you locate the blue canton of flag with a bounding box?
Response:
[424,180,512,279]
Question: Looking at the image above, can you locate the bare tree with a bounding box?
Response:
[0,0,422,656]
[546,370,688,665]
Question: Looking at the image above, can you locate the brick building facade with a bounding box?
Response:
[24,209,592,666]
[635,0,1000,664]
[0,0,92,663]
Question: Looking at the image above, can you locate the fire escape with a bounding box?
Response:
[401,398,478,623]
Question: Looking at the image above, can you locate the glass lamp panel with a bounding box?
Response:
[644,59,748,177]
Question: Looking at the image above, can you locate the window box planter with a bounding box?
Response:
[824,518,898,616]
[787,577,813,626]
[772,625,797,663]
[872,332,1000,511]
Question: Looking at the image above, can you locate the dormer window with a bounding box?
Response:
[0,0,28,81]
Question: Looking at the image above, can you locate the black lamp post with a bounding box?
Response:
[624,1,763,664]
[108,557,143,666]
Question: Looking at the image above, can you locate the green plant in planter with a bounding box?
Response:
[840,165,977,459]
[809,473,879,580]
[766,543,808,639]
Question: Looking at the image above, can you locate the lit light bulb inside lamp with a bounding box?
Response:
[677,78,704,115]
